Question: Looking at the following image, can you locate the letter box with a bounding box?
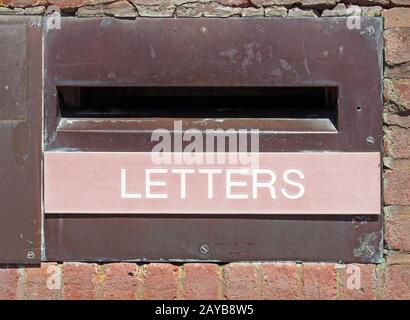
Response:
[2,17,384,263]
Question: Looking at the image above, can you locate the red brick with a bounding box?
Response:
[102,263,138,300]
[340,264,377,300]
[384,28,410,66]
[260,263,298,300]
[62,263,97,300]
[3,0,45,7]
[302,263,337,300]
[224,263,259,300]
[385,206,410,251]
[383,8,410,29]
[143,263,178,300]
[25,263,59,300]
[183,264,220,300]
[385,253,410,299]
[0,267,19,300]
[384,170,410,205]
[384,127,410,159]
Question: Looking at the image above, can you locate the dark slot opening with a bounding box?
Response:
[57,86,338,129]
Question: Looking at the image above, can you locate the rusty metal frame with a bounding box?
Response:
[43,17,383,263]
[0,17,42,263]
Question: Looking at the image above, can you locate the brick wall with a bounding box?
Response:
[1,0,410,300]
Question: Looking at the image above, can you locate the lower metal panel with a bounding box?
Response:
[45,214,382,263]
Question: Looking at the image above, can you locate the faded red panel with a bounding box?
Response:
[0,17,42,263]
[44,152,381,215]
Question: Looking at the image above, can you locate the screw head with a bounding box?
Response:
[200,244,210,254]
[366,245,375,257]
[366,26,375,36]
[366,136,375,145]
[27,251,35,259]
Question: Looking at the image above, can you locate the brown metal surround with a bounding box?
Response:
[0,17,42,263]
[44,17,383,263]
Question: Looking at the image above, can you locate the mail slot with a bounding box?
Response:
[43,17,383,263]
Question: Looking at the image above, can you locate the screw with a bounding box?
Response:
[30,22,36,28]
[366,26,375,36]
[27,251,35,259]
[366,136,375,145]
[365,245,375,257]
[200,244,210,254]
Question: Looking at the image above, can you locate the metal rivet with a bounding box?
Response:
[200,244,209,254]
[27,251,35,259]
[366,136,375,145]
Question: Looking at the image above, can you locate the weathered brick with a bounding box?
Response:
[288,7,318,17]
[251,0,336,7]
[384,113,410,129]
[384,28,410,66]
[224,263,259,300]
[176,2,202,17]
[105,0,137,17]
[340,264,377,300]
[260,263,298,300]
[384,8,410,29]
[136,4,175,17]
[0,267,19,300]
[385,206,410,252]
[47,0,113,9]
[62,263,97,300]
[183,264,220,300]
[217,0,250,6]
[385,253,410,299]
[131,0,208,4]
[264,6,286,16]
[241,7,264,16]
[322,3,351,17]
[384,126,410,159]
[102,263,138,300]
[3,0,45,7]
[390,0,410,6]
[25,263,59,300]
[143,264,178,300]
[76,4,104,17]
[0,5,24,13]
[361,6,382,17]
[384,157,410,172]
[203,2,242,17]
[384,79,410,114]
[302,263,337,300]
[385,63,410,79]
[384,170,410,205]
[24,5,45,14]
